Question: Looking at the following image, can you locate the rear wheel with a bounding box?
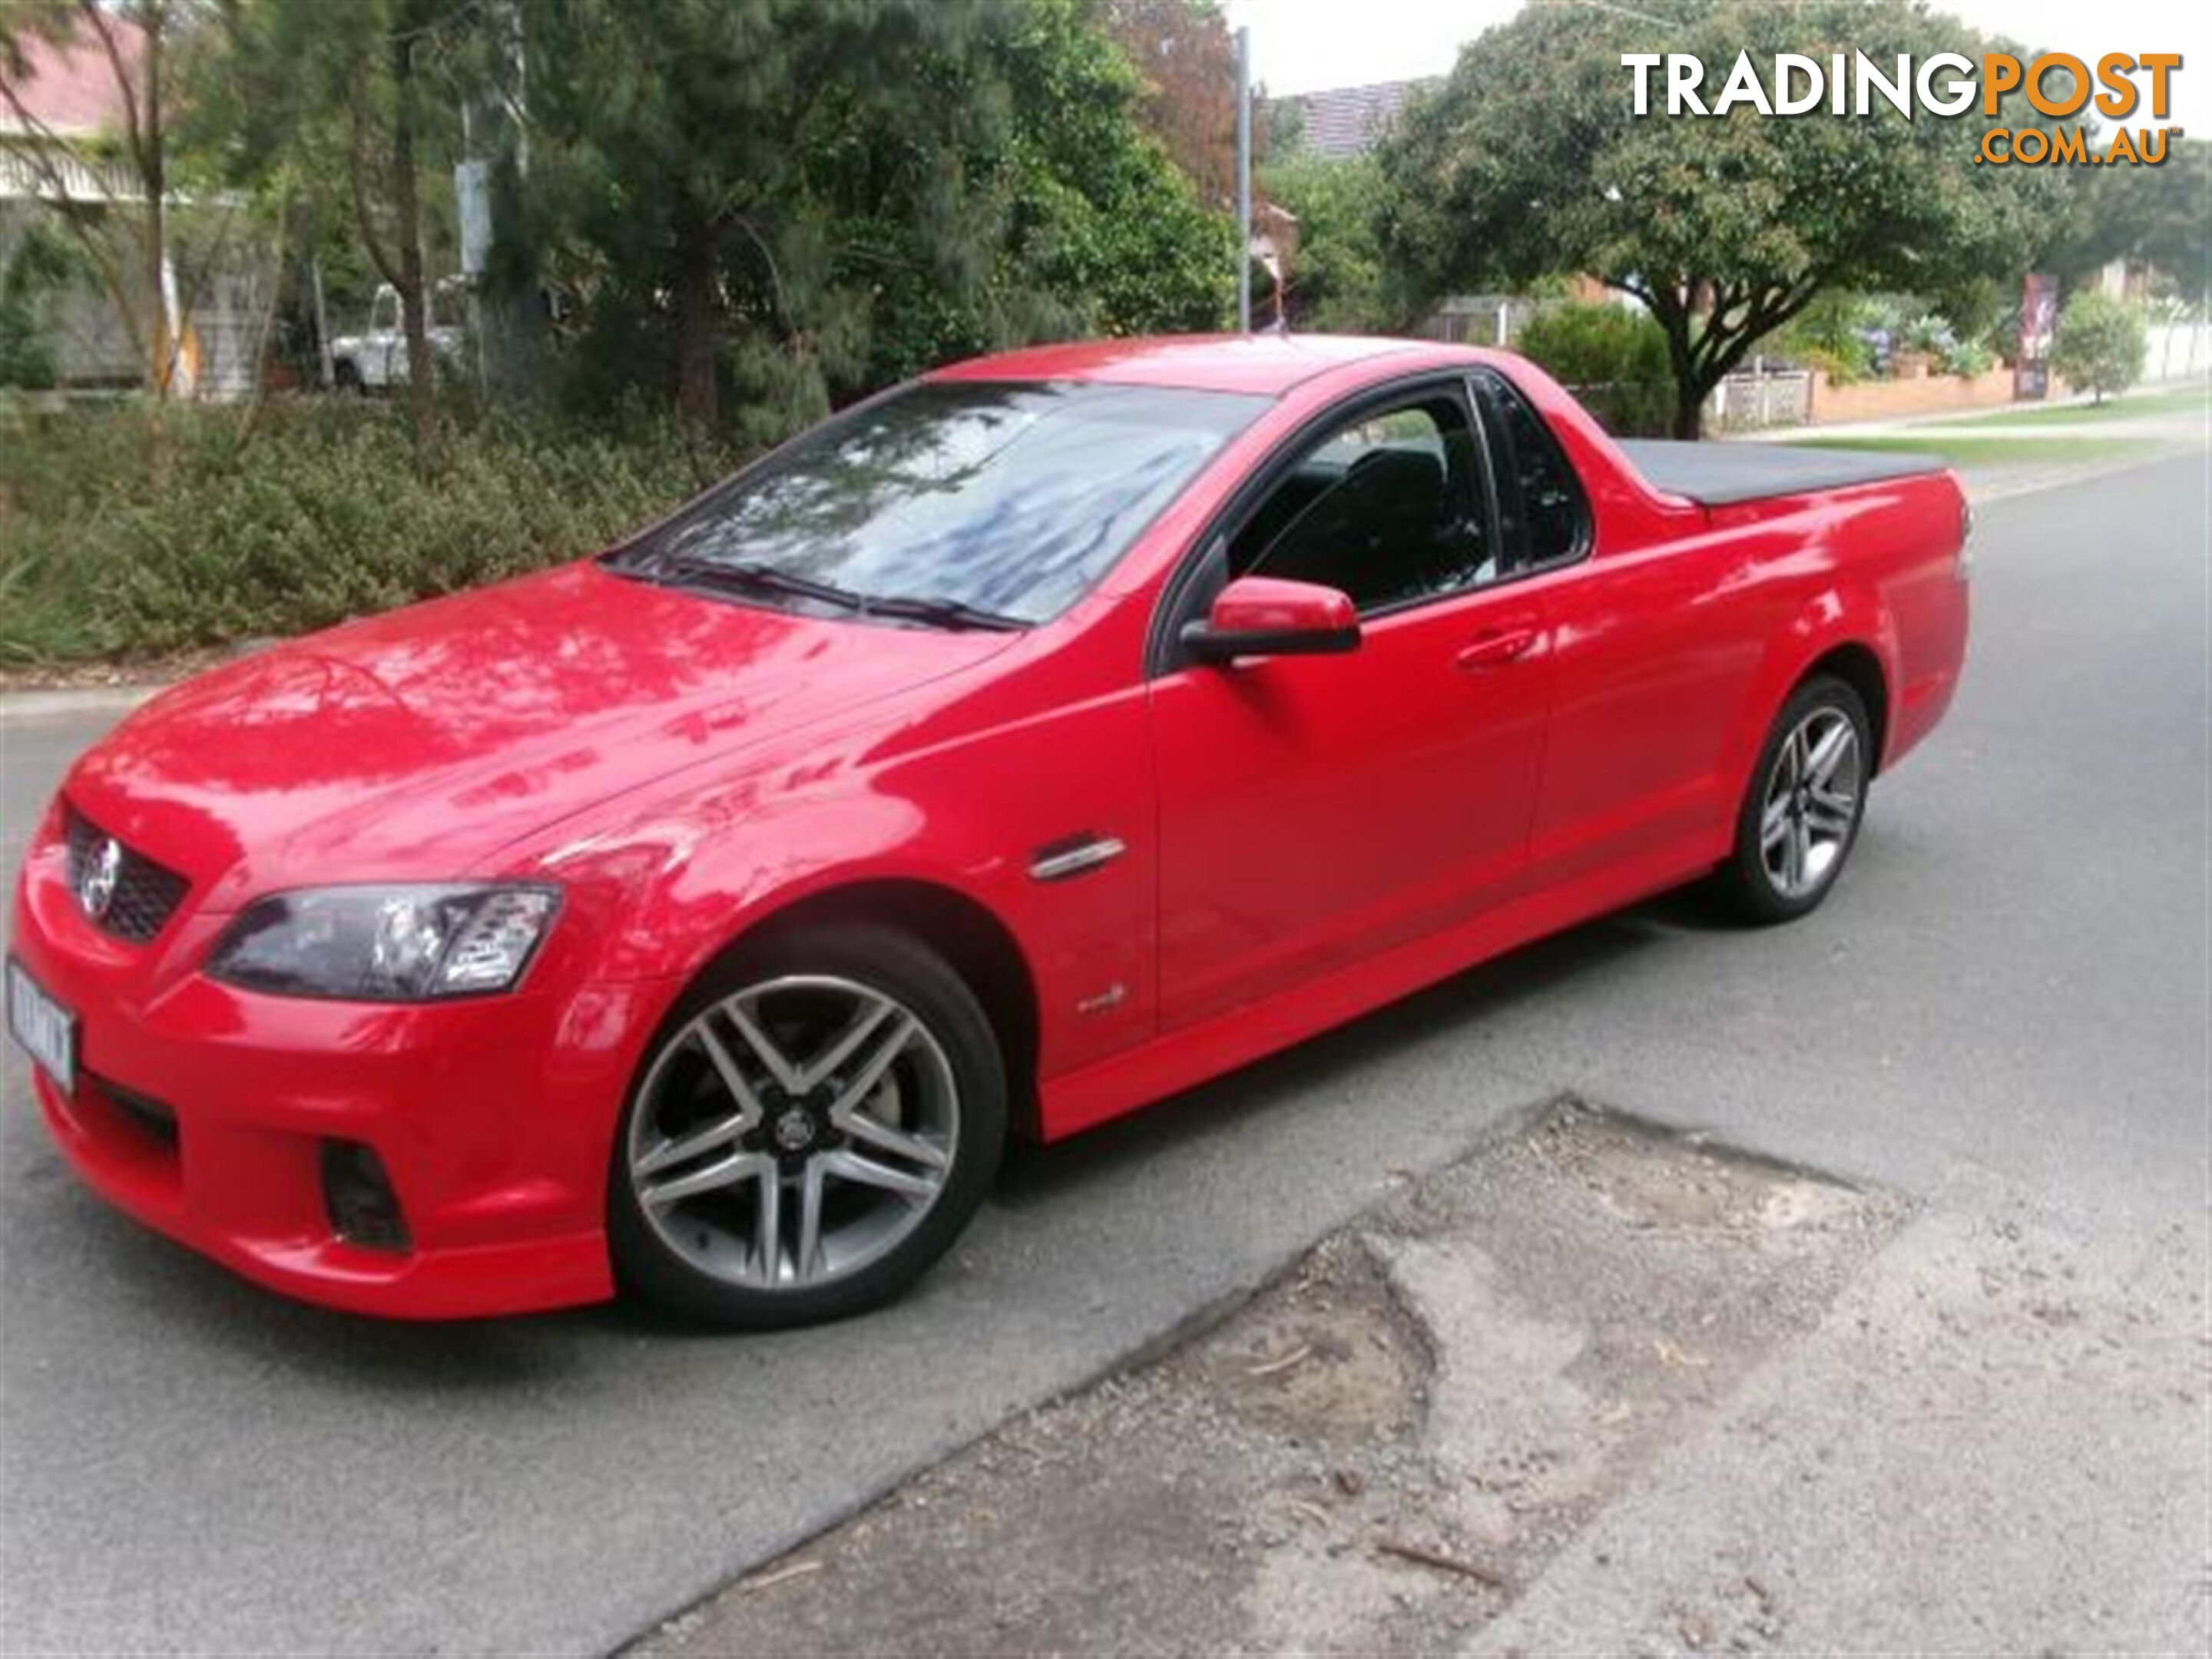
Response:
[1714,674,1872,924]
[608,923,1005,1329]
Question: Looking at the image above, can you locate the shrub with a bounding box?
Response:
[1772,293,1879,382]
[2048,292,2148,404]
[1939,339,1995,378]
[0,296,57,390]
[1787,342,1873,386]
[1900,313,1956,357]
[1513,301,1672,436]
[0,399,738,667]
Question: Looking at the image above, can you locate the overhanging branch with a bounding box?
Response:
[78,0,149,186]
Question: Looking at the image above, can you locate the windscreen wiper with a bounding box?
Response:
[856,594,1029,633]
[645,555,870,614]
[628,554,1025,632]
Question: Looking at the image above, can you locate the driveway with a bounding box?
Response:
[2,453,2204,1655]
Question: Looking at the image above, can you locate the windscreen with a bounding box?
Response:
[613,380,1270,624]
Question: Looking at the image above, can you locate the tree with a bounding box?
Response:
[522,0,998,434]
[2124,140,2212,308]
[216,0,473,473]
[1257,151,1391,331]
[1101,0,1250,209]
[983,0,1233,351]
[2042,137,2211,307]
[0,2,197,401]
[523,0,1230,435]
[2048,291,2146,403]
[1379,0,2057,437]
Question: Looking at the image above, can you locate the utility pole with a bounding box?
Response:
[1235,25,1251,334]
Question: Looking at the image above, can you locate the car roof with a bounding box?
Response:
[926,333,1481,397]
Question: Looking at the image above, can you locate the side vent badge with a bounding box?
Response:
[1028,833,1126,883]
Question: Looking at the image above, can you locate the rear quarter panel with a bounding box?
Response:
[1487,359,1967,799]
[1509,363,1968,892]
[1706,469,1969,780]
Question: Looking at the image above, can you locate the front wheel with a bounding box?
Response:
[608,923,1005,1329]
[1714,674,1872,924]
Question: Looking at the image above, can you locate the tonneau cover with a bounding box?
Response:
[1617,439,1943,506]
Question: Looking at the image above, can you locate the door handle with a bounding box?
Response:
[1455,627,1538,671]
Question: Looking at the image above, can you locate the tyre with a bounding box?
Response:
[332,359,364,395]
[1713,674,1873,925]
[608,922,1005,1329]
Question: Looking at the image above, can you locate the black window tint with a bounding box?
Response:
[1476,371,1589,570]
[1231,393,1495,614]
[614,381,1268,624]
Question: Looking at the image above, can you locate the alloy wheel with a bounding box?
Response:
[626,974,959,1291]
[1759,706,1863,899]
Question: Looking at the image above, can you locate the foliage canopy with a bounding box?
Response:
[1378,0,2058,435]
[521,0,1230,437]
[1257,151,1395,333]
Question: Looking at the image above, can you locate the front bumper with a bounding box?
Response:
[12,830,661,1320]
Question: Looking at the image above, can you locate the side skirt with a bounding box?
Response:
[1035,833,1724,1141]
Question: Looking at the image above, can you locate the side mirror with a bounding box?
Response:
[1181,575,1361,664]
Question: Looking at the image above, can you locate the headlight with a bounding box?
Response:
[207,885,560,1001]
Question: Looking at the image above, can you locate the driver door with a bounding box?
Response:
[1147,379,1553,1033]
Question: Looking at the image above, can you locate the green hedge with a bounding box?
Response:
[0,399,737,667]
[1512,302,1673,437]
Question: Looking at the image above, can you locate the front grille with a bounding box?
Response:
[63,806,191,945]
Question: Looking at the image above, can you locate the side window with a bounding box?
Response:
[1473,370,1590,571]
[1228,392,1495,614]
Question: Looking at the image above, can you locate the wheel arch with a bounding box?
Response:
[1797,640,1889,776]
[711,878,1044,1141]
[1730,575,1901,799]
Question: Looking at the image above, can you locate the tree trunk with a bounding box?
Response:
[233,193,293,452]
[391,29,435,476]
[1671,381,1705,440]
[141,0,171,402]
[1658,310,1705,440]
[674,211,719,431]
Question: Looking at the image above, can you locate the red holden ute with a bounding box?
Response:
[8,336,1970,1327]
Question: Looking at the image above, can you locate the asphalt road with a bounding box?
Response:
[2,452,2206,1656]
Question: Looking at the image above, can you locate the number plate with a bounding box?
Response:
[6,958,76,1096]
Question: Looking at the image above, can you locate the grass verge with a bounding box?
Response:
[1936,385,2210,429]
[1777,434,2162,469]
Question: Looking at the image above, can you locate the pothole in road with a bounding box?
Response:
[636,1098,1906,1658]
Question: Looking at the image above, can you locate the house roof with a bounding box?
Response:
[1272,78,1439,161]
[2,15,144,139]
